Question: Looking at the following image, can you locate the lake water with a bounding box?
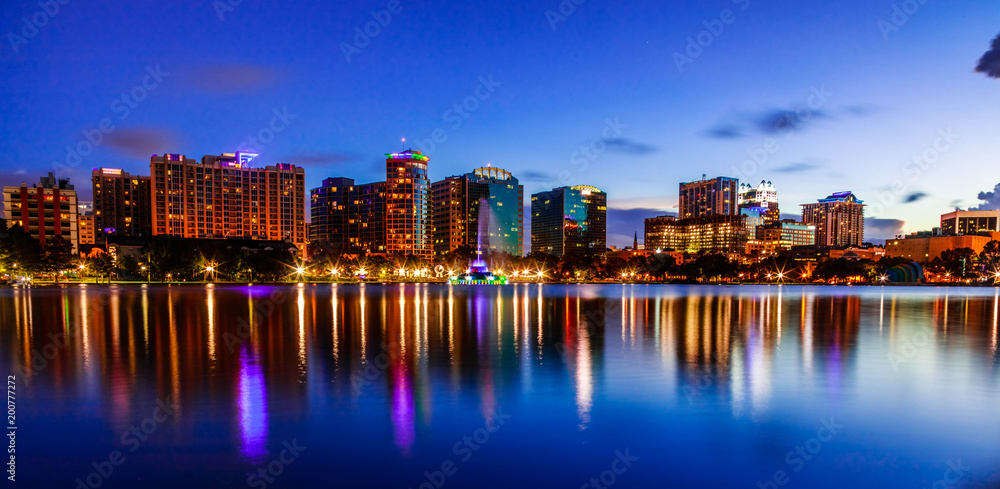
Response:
[2,284,999,488]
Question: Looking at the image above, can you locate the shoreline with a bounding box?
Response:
[3,280,991,288]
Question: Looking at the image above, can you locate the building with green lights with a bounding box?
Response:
[431,166,524,257]
[530,185,607,257]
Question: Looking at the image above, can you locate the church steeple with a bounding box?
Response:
[633,231,638,250]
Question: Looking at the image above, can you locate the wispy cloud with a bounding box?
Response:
[903,191,928,204]
[176,64,283,94]
[773,161,821,173]
[104,127,179,159]
[605,138,658,155]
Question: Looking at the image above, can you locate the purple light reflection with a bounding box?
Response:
[238,346,269,463]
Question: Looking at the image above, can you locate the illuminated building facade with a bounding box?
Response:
[431,166,524,256]
[747,220,816,255]
[531,185,607,256]
[150,152,306,251]
[940,210,999,235]
[385,150,431,258]
[644,214,747,254]
[738,180,779,224]
[2,172,79,252]
[678,176,738,218]
[309,177,387,254]
[801,191,865,248]
[77,201,95,245]
[92,168,152,240]
[886,232,1000,262]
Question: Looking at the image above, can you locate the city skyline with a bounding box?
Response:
[3,1,1000,248]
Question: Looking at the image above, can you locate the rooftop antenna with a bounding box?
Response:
[401,137,406,151]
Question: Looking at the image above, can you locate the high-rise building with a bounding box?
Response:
[2,172,79,253]
[678,176,738,219]
[801,191,865,248]
[531,185,607,256]
[431,166,524,257]
[644,214,747,254]
[150,152,307,251]
[91,168,152,240]
[385,150,431,258]
[738,180,779,224]
[940,210,999,235]
[309,177,387,254]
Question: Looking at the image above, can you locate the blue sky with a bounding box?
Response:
[2,0,999,247]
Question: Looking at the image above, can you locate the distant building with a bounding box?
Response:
[2,172,79,253]
[940,210,999,235]
[385,150,431,258]
[801,191,865,248]
[531,185,607,256]
[747,220,816,255]
[78,201,95,245]
[92,168,152,240]
[886,232,1000,262]
[738,180,779,224]
[150,152,306,251]
[431,166,524,256]
[644,214,747,254]
[678,176,738,218]
[309,177,387,254]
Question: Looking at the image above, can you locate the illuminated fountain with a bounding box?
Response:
[450,198,507,284]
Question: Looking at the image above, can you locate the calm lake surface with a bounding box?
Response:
[3,284,999,488]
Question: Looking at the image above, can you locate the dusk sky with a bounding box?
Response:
[2,0,999,247]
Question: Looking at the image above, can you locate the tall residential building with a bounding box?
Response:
[2,172,79,253]
[431,166,524,257]
[738,180,779,224]
[801,191,865,248]
[309,177,387,254]
[644,214,747,254]
[92,168,152,240]
[940,210,999,235]
[150,152,306,251]
[678,176,738,219]
[385,150,431,258]
[531,185,607,256]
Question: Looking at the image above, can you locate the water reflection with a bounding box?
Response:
[3,284,1000,488]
